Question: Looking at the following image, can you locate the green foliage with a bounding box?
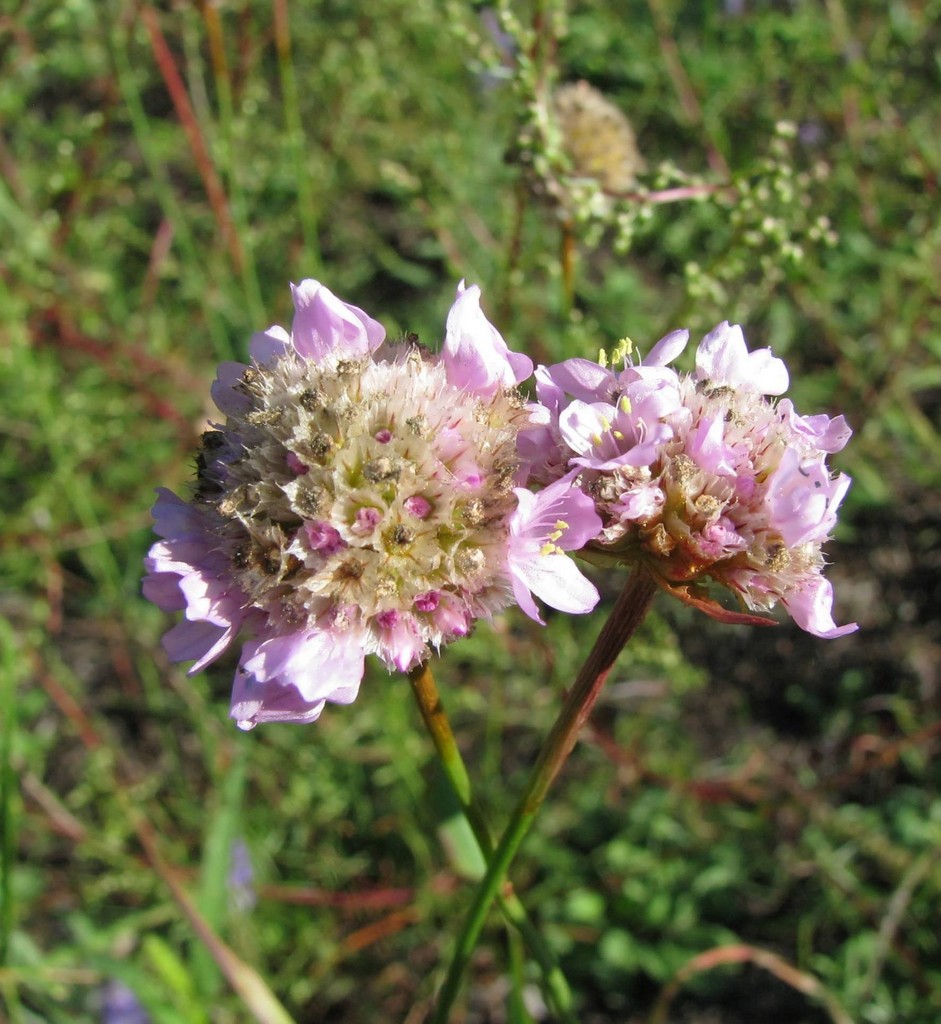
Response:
[1,0,939,1021]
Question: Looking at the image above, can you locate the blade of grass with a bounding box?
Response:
[650,943,854,1024]
[201,2,264,325]
[644,0,730,178]
[105,10,233,362]
[134,814,296,1024]
[860,847,938,1007]
[143,934,211,1024]
[140,5,246,289]
[0,620,19,966]
[33,390,124,604]
[506,927,534,1024]
[192,748,248,999]
[32,646,295,1024]
[272,0,323,277]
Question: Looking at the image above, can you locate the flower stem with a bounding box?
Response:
[408,663,577,1023]
[430,569,659,1022]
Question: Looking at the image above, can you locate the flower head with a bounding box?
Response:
[144,281,600,728]
[525,322,857,638]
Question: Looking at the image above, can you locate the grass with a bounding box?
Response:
[1,1,940,1021]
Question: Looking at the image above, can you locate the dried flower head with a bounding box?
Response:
[144,281,601,728]
[553,80,646,194]
[521,323,857,638]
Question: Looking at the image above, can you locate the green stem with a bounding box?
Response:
[431,570,658,1022]
[408,664,577,1023]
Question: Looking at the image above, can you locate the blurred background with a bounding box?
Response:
[1,1,939,1021]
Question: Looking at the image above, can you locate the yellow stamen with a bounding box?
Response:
[612,337,633,363]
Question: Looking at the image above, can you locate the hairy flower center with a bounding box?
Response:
[198,345,529,636]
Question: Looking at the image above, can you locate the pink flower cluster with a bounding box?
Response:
[144,281,601,728]
[521,322,857,638]
[145,283,857,729]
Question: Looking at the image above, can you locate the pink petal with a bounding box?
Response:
[643,328,689,367]
[211,361,251,415]
[778,400,853,454]
[783,576,858,639]
[229,669,327,730]
[696,322,789,395]
[248,325,291,364]
[141,572,186,612]
[290,279,385,361]
[533,364,566,413]
[560,401,671,471]
[150,488,205,540]
[512,476,602,551]
[375,611,426,672]
[545,358,617,402]
[615,482,665,520]
[509,568,544,623]
[430,593,473,638]
[178,570,241,628]
[241,629,365,704]
[442,282,532,396]
[558,401,615,457]
[812,414,852,454]
[510,552,600,620]
[145,537,214,576]
[765,449,851,547]
[163,618,237,673]
[687,413,735,476]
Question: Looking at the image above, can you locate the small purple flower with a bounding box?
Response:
[228,838,256,913]
[101,981,150,1024]
[523,322,857,638]
[144,281,599,728]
